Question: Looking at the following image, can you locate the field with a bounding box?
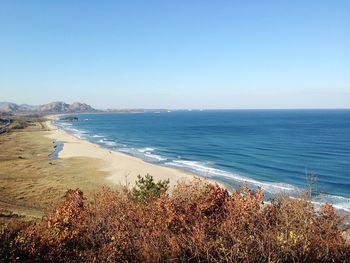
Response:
[0,121,110,219]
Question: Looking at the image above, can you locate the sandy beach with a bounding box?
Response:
[0,116,195,218]
[45,116,196,188]
[0,116,202,218]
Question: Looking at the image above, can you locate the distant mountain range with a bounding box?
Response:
[0,101,99,114]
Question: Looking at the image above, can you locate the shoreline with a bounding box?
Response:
[45,115,350,213]
[45,115,199,188]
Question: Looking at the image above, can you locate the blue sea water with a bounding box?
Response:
[54,110,350,212]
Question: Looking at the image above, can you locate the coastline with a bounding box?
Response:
[45,115,198,188]
[45,114,350,213]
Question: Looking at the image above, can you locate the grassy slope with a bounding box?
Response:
[0,120,111,219]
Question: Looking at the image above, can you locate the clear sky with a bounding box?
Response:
[0,1,349,109]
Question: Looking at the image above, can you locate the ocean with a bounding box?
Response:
[54,110,350,212]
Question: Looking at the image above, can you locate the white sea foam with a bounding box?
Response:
[144,153,167,162]
[138,147,155,153]
[104,141,117,147]
[97,138,117,147]
[119,148,137,155]
[118,147,166,162]
[312,194,350,212]
[62,127,88,139]
[59,122,73,126]
[167,160,298,194]
[92,134,104,138]
[166,160,350,212]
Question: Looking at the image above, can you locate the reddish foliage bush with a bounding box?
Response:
[1,178,349,262]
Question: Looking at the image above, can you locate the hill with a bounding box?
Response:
[1,176,349,262]
[0,101,98,114]
[0,102,38,113]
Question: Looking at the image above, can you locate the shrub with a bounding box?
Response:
[0,219,31,262]
[8,120,26,130]
[1,176,349,262]
[132,174,169,201]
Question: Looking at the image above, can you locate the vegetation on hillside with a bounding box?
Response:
[1,116,46,132]
[132,173,169,201]
[0,176,349,262]
[7,119,26,130]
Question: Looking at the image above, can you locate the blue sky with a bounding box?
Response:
[0,1,349,109]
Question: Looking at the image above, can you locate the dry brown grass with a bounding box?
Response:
[0,122,109,218]
[1,179,349,262]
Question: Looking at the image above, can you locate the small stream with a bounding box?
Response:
[50,140,64,160]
